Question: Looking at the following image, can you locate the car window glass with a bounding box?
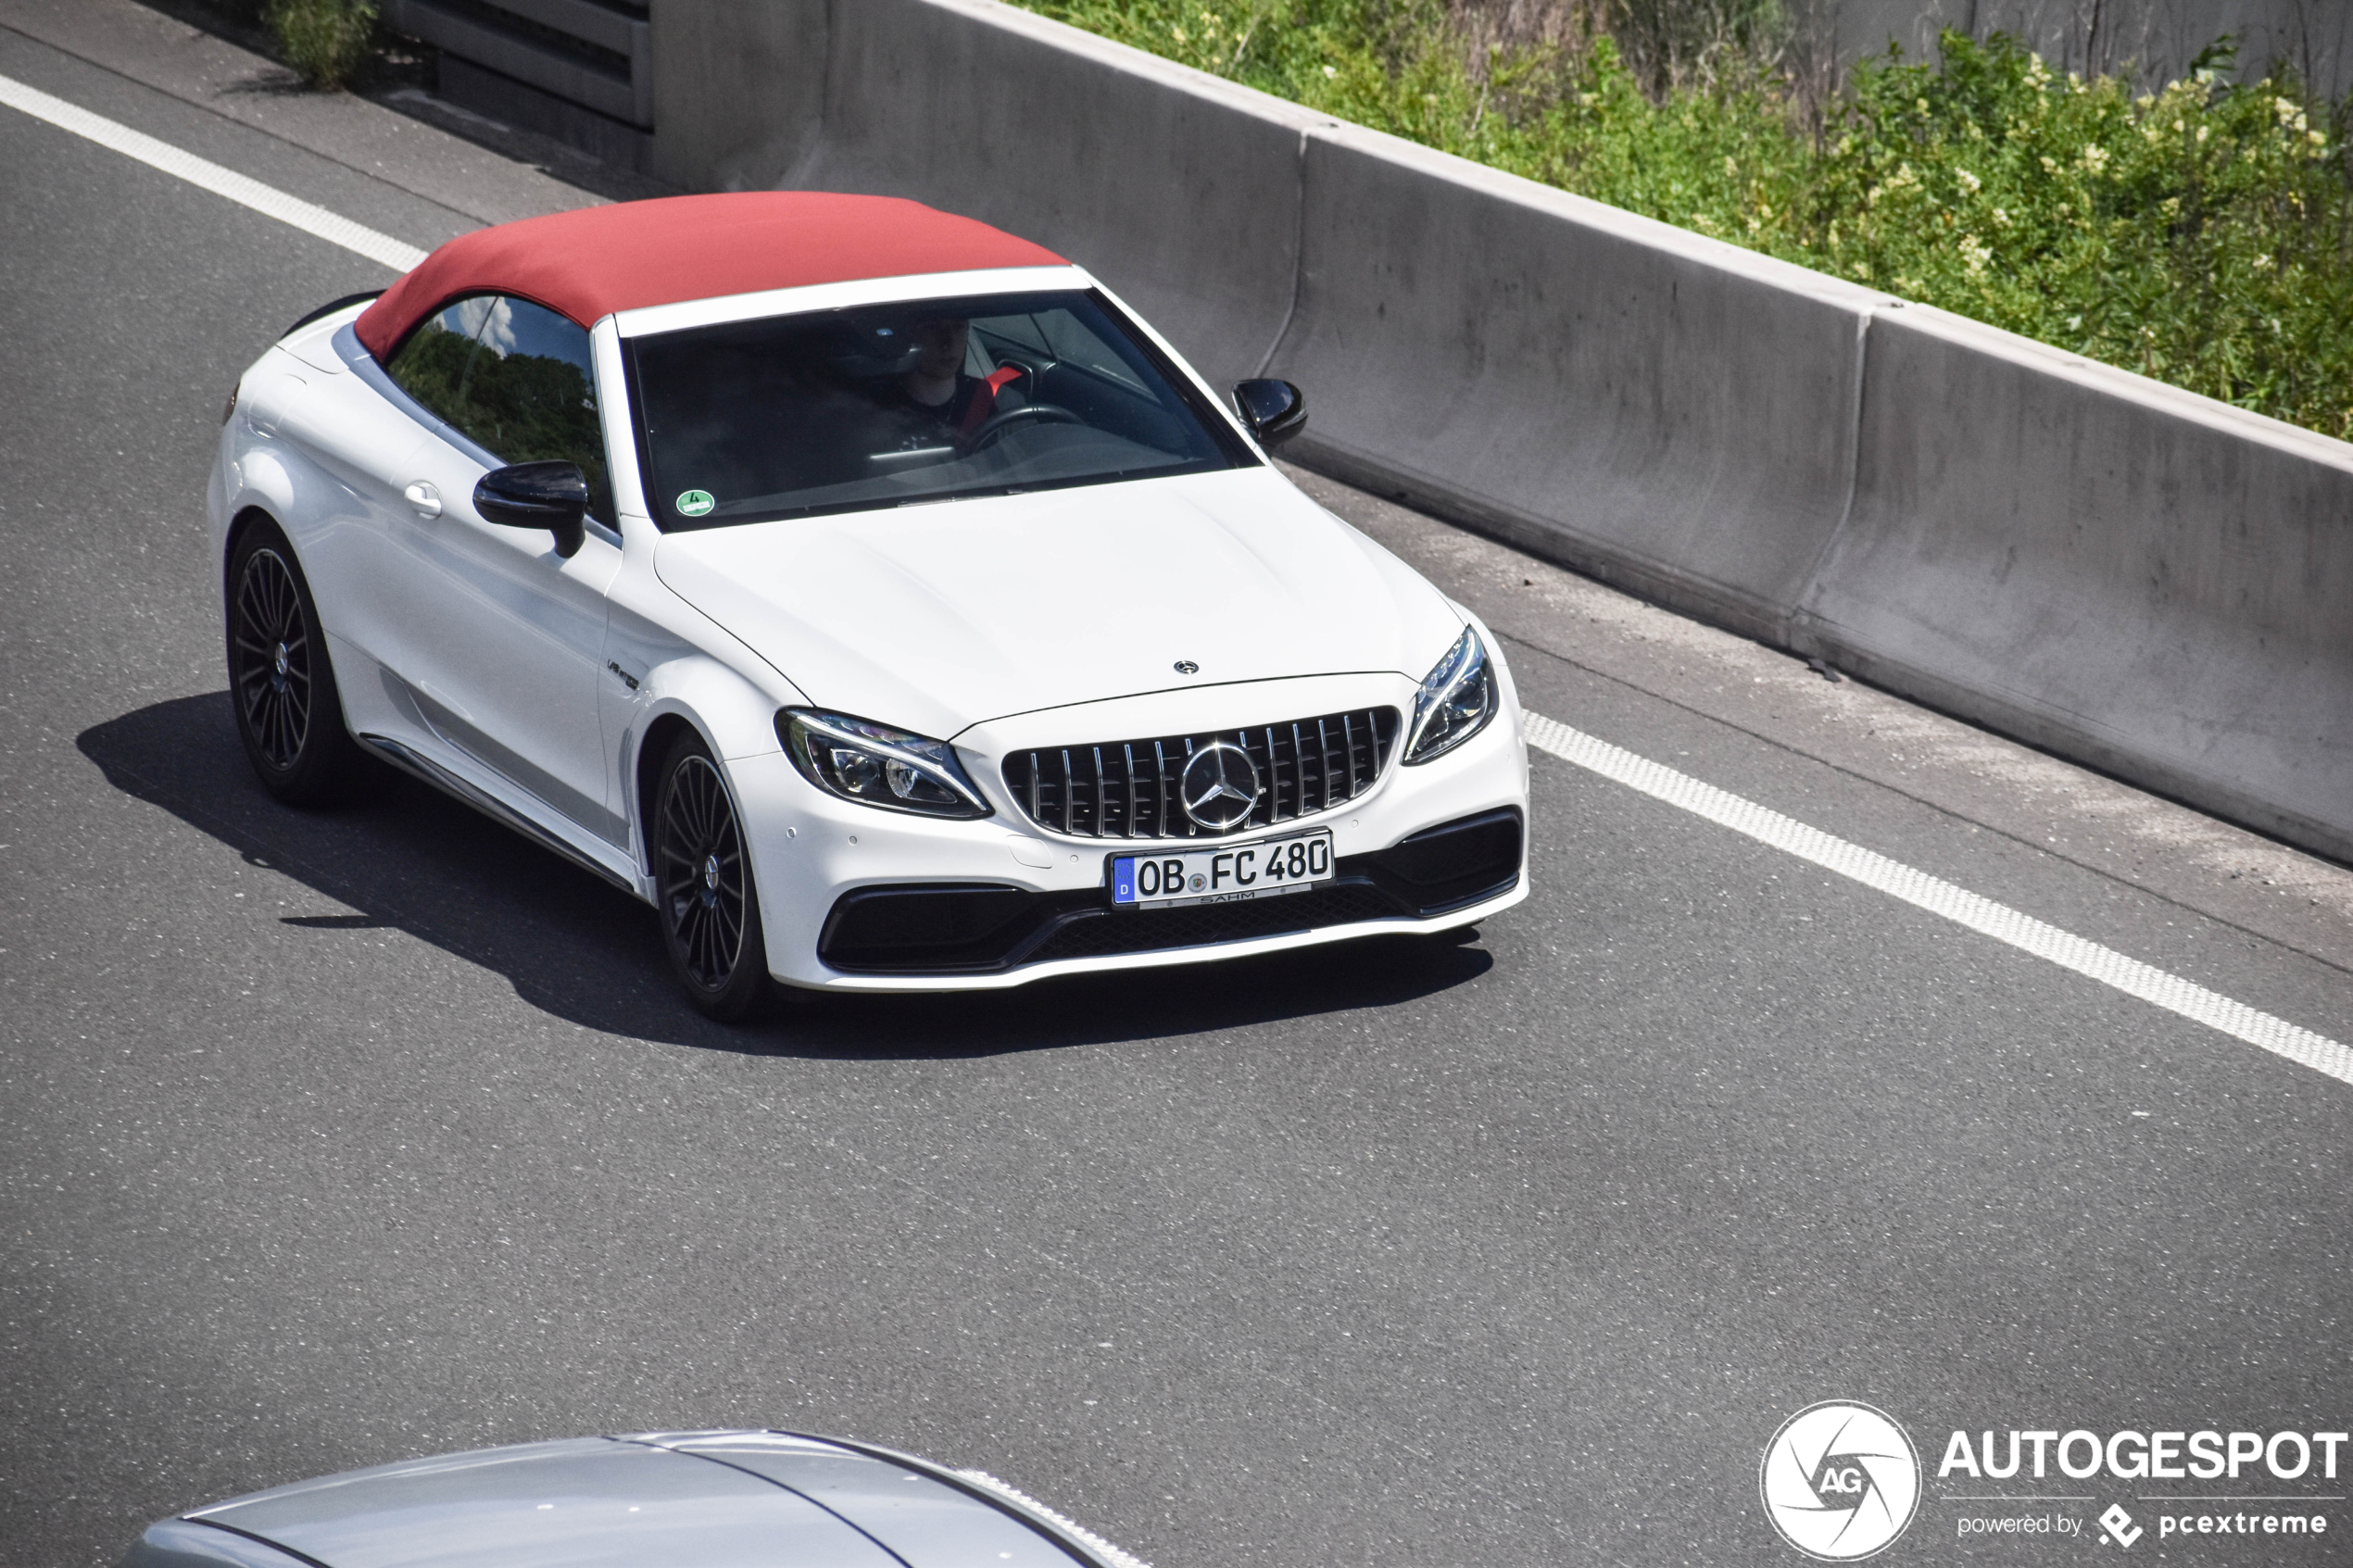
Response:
[385,294,613,522]
[384,295,490,432]
[973,311,1051,359]
[627,289,1253,531]
[1027,309,1151,395]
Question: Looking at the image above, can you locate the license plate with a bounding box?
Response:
[1110,830,1334,909]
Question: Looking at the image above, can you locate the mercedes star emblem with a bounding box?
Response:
[1178,741,1261,831]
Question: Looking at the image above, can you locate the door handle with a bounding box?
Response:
[403,481,442,519]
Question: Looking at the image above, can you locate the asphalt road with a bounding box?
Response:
[5,11,2352,1567]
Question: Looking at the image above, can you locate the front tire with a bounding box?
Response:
[653,731,774,1022]
[227,519,359,804]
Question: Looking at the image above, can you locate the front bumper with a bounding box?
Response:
[734,664,1531,992]
[819,807,1524,975]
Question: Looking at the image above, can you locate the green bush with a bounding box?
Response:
[1014,0,2353,440]
[268,0,377,90]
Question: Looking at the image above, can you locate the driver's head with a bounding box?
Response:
[906,317,969,382]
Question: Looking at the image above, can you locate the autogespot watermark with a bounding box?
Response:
[1939,1426,2343,1549]
[1937,1426,2350,1484]
[1761,1401,1923,1560]
[1765,1407,2346,1555]
[1950,1509,2085,1544]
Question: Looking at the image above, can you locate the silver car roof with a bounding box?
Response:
[182,1432,1100,1568]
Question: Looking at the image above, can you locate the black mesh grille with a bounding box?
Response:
[1001,708,1401,840]
[1023,882,1407,964]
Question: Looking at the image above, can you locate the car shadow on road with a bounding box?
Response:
[79,695,1493,1056]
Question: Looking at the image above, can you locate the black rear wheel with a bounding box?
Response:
[227,519,359,804]
[653,731,774,1022]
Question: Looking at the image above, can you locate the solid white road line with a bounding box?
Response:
[1522,710,2353,1088]
[0,71,426,272]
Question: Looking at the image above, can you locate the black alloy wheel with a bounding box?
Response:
[654,731,774,1021]
[227,520,358,804]
[237,548,308,765]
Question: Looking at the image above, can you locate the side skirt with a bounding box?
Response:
[358,732,647,900]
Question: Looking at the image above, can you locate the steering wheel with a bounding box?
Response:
[965,403,1081,449]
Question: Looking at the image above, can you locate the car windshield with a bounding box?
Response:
[624,289,1255,529]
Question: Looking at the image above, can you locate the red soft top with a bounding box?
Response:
[353,192,1067,359]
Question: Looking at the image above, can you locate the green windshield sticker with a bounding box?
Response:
[675,489,715,518]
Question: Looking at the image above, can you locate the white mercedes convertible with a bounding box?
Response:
[211,192,1529,1017]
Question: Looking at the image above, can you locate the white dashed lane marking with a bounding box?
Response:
[0,71,426,272]
[1523,711,2353,1088]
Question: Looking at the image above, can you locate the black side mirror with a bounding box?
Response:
[1233,379,1307,448]
[474,461,588,558]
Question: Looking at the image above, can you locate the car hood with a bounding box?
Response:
[652,466,1463,740]
[179,1433,1095,1568]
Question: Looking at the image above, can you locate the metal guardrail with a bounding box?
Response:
[384,0,651,130]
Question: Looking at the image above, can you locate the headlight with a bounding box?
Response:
[779,709,992,818]
[1403,627,1497,765]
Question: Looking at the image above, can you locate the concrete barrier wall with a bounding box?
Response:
[649,0,2353,863]
[1831,0,2352,104]
[1276,123,1879,643]
[1798,304,2353,859]
[650,0,826,193]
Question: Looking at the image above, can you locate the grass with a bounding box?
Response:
[267,0,377,90]
[1010,0,2353,441]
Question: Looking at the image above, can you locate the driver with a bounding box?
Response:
[898,317,1025,440]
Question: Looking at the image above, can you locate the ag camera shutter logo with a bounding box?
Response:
[1761,1400,1921,1560]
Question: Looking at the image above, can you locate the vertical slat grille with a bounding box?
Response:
[1002,707,1400,840]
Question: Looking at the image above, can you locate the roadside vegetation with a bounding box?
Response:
[1013,0,2353,441]
[265,0,377,89]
